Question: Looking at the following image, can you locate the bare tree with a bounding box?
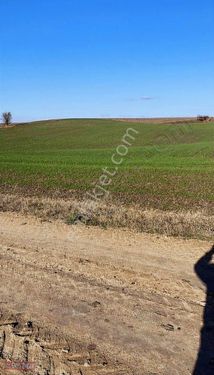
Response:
[2,112,12,127]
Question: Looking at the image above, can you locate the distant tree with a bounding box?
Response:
[2,112,12,127]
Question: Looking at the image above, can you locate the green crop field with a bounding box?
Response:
[0,119,213,212]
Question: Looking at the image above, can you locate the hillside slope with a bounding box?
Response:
[0,119,213,212]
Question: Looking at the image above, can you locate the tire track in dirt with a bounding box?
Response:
[0,311,130,375]
[0,212,212,374]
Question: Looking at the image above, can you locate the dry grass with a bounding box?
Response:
[116,117,198,124]
[0,125,16,129]
[0,193,213,240]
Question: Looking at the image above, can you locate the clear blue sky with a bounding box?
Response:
[0,0,213,121]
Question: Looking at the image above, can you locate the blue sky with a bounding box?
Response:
[0,0,213,121]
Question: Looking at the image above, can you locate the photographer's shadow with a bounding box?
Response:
[193,245,214,375]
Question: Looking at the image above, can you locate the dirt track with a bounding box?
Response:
[0,212,212,374]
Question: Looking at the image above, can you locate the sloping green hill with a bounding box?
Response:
[0,119,213,212]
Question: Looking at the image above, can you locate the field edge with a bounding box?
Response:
[0,192,213,240]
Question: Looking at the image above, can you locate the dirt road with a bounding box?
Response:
[0,212,212,374]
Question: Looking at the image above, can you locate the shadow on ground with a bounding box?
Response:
[193,245,214,375]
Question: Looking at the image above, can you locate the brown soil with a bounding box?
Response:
[0,211,212,374]
[115,117,198,124]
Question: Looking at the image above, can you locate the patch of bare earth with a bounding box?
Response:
[0,311,126,375]
[115,117,198,124]
[0,211,213,374]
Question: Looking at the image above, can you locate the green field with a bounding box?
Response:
[0,119,213,212]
